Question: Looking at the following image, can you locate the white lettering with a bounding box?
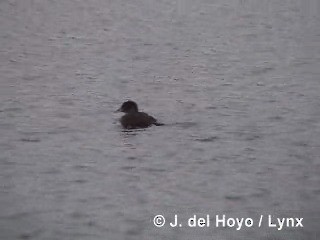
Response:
[277,218,285,230]
[216,214,225,227]
[268,215,277,228]
[245,218,253,227]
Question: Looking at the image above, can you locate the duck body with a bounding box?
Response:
[120,112,158,129]
[117,101,163,129]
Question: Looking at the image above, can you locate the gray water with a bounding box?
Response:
[1,0,320,239]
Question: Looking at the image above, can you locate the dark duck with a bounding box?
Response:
[117,100,163,129]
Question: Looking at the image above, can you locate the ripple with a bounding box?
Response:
[0,107,22,112]
[195,136,219,142]
[225,195,245,201]
[19,138,41,143]
[18,229,42,240]
[141,167,166,173]
[249,66,275,76]
[120,166,136,171]
[71,179,88,184]
[175,122,198,129]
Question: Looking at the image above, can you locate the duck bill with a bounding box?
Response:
[114,108,121,113]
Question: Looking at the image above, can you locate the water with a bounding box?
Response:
[1,0,319,239]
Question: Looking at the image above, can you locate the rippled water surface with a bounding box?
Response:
[1,0,320,239]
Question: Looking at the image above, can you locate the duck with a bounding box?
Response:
[116,100,163,129]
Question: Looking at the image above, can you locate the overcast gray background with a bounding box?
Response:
[1,0,319,239]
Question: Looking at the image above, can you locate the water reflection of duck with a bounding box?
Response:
[116,101,163,129]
